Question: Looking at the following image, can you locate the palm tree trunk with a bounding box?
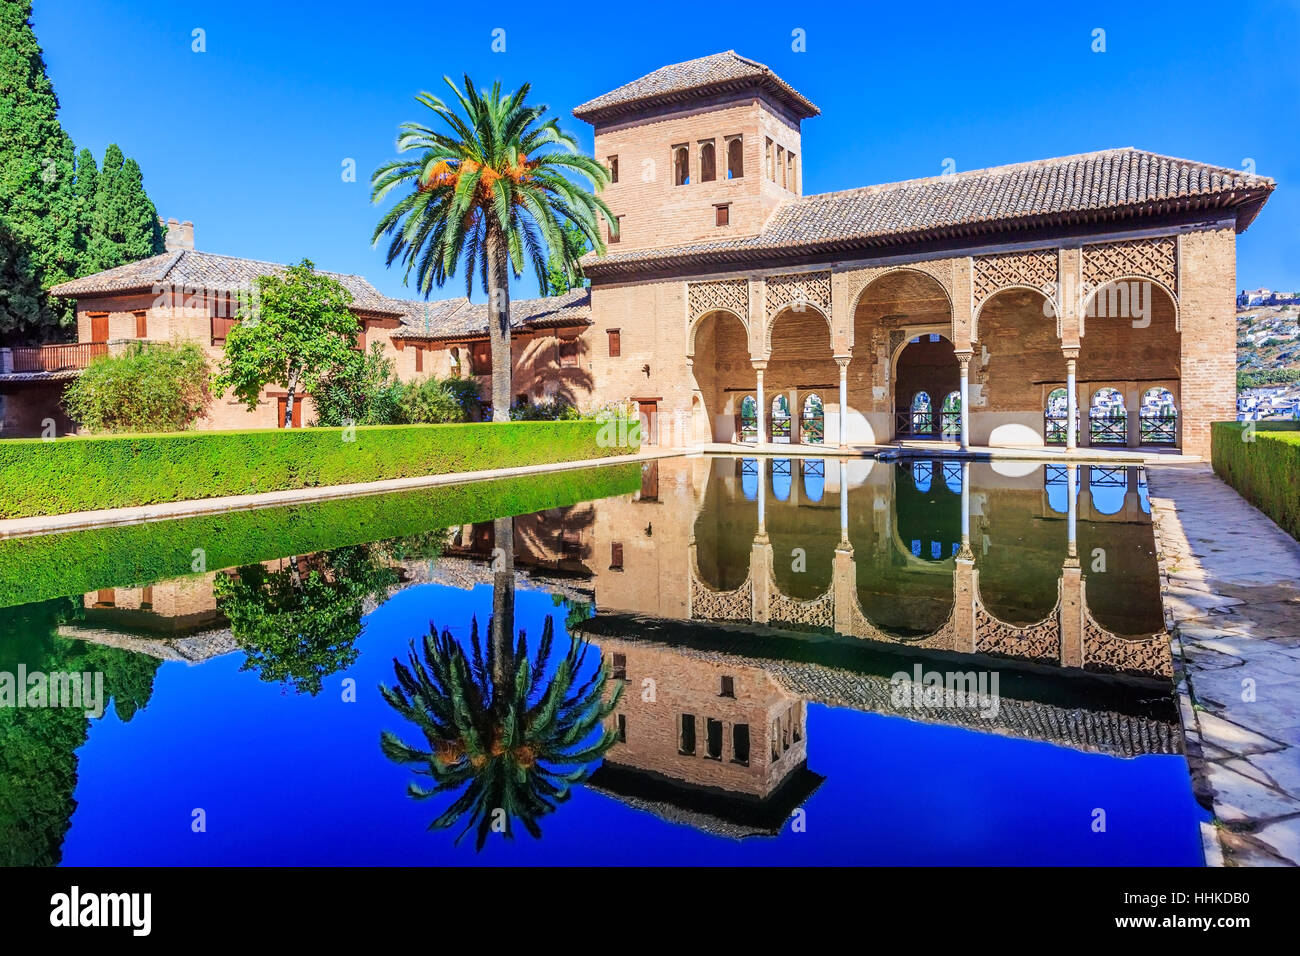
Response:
[485,224,512,422]
[490,516,515,691]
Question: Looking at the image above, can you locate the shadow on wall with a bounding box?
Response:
[0,381,77,439]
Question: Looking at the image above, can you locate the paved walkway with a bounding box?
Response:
[1147,464,1300,866]
[0,446,685,540]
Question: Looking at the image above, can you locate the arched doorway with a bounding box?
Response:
[893,334,958,439]
[689,309,752,443]
[940,390,961,438]
[976,287,1061,447]
[801,393,825,444]
[737,394,758,443]
[1089,387,1127,445]
[1044,387,1071,445]
[767,304,837,446]
[770,394,792,443]
[1139,386,1178,445]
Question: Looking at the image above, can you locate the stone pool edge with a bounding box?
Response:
[1148,463,1300,867]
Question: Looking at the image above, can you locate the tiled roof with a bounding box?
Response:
[48,249,397,312]
[390,288,591,340]
[584,148,1276,277]
[573,51,819,123]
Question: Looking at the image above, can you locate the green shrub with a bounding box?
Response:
[0,463,642,608]
[62,341,210,433]
[0,420,636,519]
[1212,422,1300,541]
[510,397,584,421]
[311,345,482,425]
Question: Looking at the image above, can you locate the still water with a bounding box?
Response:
[0,456,1204,865]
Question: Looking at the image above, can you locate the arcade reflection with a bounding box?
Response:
[3,455,1184,854]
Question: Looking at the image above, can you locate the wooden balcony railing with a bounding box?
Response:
[10,341,108,373]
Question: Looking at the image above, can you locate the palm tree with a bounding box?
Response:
[371,77,614,420]
[380,614,624,850]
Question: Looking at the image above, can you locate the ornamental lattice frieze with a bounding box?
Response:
[687,278,749,324]
[1081,614,1173,679]
[972,249,1059,307]
[1081,237,1177,292]
[689,571,753,623]
[765,271,832,319]
[769,587,835,630]
[841,260,954,312]
[973,600,1061,664]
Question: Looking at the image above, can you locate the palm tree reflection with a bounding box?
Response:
[379,517,623,850]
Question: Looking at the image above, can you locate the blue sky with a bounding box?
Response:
[35,0,1300,301]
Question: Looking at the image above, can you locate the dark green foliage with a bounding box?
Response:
[380,614,623,849]
[0,1,80,337]
[81,144,164,273]
[0,218,45,340]
[0,420,629,518]
[215,545,398,696]
[62,341,211,433]
[0,597,160,865]
[0,463,642,607]
[1212,422,1300,542]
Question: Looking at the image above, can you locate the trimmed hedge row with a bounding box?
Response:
[0,462,642,608]
[0,420,634,519]
[1211,422,1300,541]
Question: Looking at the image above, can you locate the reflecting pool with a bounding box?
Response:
[0,456,1204,865]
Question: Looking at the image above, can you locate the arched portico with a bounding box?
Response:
[688,308,754,443]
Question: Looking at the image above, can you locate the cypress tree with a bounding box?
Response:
[0,0,80,336]
[86,144,164,273]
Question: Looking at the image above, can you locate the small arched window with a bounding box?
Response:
[726,138,743,179]
[673,146,689,186]
[699,142,716,182]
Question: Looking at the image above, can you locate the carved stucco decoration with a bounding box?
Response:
[846,591,954,650]
[972,249,1059,311]
[973,581,1062,664]
[765,271,832,320]
[769,587,836,631]
[1081,614,1173,679]
[841,261,955,317]
[1081,237,1177,293]
[689,571,753,623]
[687,278,749,325]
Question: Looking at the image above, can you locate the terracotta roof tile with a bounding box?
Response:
[584,148,1275,276]
[573,50,819,122]
[390,288,591,340]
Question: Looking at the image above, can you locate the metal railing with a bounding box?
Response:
[737,416,758,443]
[1139,413,1177,445]
[801,416,825,444]
[770,415,792,441]
[939,410,961,437]
[10,341,108,373]
[1044,415,1070,445]
[1089,414,1127,445]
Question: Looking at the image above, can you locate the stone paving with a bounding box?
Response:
[1147,463,1300,866]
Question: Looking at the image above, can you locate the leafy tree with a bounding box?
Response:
[214,545,397,696]
[62,341,210,433]
[312,342,407,426]
[214,259,361,427]
[82,144,164,273]
[371,77,613,421]
[0,0,81,337]
[544,220,591,296]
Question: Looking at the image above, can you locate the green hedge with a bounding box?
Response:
[0,462,641,608]
[0,420,635,518]
[1211,422,1300,541]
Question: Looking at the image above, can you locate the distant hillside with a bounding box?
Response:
[1237,303,1300,389]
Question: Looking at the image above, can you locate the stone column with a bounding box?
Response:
[835,355,850,448]
[953,462,976,654]
[756,455,767,534]
[1125,384,1141,448]
[788,388,800,445]
[1064,348,1079,451]
[754,361,767,447]
[956,351,973,451]
[1067,463,1078,558]
[839,459,850,544]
